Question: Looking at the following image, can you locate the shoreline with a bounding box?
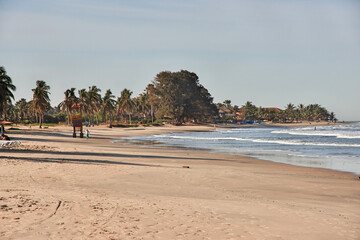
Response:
[5,122,359,176]
[111,123,360,176]
[1,125,359,239]
[4,122,360,176]
[116,135,360,176]
[4,123,359,179]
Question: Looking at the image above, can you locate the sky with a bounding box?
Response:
[0,0,359,121]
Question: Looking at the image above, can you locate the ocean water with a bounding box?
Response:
[116,123,360,175]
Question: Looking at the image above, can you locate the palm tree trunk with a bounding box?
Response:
[95,114,99,125]
[39,114,42,128]
[67,110,71,125]
[151,105,154,123]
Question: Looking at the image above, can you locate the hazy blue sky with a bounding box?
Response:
[1,0,359,120]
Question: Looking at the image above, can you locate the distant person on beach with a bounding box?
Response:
[86,129,90,139]
[1,134,10,140]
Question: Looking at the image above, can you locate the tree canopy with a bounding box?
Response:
[0,66,16,119]
[31,80,51,128]
[147,70,217,123]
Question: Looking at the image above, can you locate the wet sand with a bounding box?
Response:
[0,125,359,239]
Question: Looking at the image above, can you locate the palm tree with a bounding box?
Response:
[31,80,50,128]
[60,88,77,125]
[101,89,116,127]
[87,86,102,126]
[297,104,305,121]
[233,105,239,112]
[15,98,28,122]
[285,103,295,122]
[145,84,159,123]
[0,66,16,120]
[256,107,265,120]
[116,88,134,124]
[243,101,256,120]
[78,88,89,122]
[329,112,337,122]
[223,100,232,108]
[135,92,150,121]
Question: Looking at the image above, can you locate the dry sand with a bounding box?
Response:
[0,125,359,240]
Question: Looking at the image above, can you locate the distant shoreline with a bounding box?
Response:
[212,120,349,129]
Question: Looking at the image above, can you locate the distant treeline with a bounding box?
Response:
[0,66,336,127]
[217,101,337,123]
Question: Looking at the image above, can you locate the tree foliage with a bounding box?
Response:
[116,88,134,124]
[59,88,78,124]
[219,101,336,123]
[0,66,16,120]
[30,80,51,128]
[101,89,116,127]
[147,70,217,123]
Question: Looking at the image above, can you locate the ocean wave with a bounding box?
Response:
[167,135,360,147]
[271,124,360,139]
[169,136,246,141]
[271,130,360,139]
[221,128,271,133]
[249,139,360,147]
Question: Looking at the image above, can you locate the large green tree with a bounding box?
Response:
[31,80,50,128]
[0,66,16,120]
[148,70,217,123]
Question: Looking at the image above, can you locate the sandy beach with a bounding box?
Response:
[0,125,359,240]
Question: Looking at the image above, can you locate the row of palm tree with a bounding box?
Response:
[268,103,336,122]
[1,65,338,126]
[219,101,337,123]
[1,77,152,127]
[1,67,52,128]
[58,86,150,127]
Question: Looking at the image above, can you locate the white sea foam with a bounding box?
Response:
[250,139,360,147]
[168,135,360,147]
[271,130,360,139]
[272,130,360,139]
[170,136,245,141]
[111,124,360,174]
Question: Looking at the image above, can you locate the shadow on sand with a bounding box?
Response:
[1,155,161,167]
